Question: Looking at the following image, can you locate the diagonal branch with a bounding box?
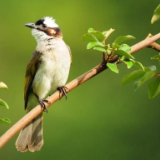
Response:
[0,33,160,149]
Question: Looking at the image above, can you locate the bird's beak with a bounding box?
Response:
[25,23,36,29]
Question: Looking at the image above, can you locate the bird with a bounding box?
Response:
[15,17,72,152]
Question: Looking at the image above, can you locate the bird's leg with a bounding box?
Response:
[57,86,69,100]
[35,94,50,113]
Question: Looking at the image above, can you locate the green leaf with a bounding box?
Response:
[88,28,94,33]
[119,44,131,53]
[83,33,98,41]
[0,118,11,124]
[87,41,104,49]
[121,70,145,85]
[134,70,158,91]
[107,63,119,73]
[151,4,160,24]
[93,46,106,52]
[130,60,145,70]
[0,82,8,89]
[0,99,9,109]
[122,59,133,69]
[114,50,135,59]
[112,43,120,49]
[113,35,135,45]
[148,77,160,99]
[92,31,105,42]
[151,54,160,60]
[107,49,112,54]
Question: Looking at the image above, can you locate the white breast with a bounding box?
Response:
[32,38,71,99]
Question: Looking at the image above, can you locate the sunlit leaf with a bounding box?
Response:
[151,54,160,60]
[83,33,98,41]
[148,77,160,99]
[112,43,120,49]
[130,60,145,70]
[107,63,119,73]
[0,99,9,109]
[107,49,112,54]
[119,44,131,53]
[0,118,11,124]
[122,59,133,69]
[134,70,158,91]
[151,4,160,24]
[87,41,104,49]
[121,70,145,85]
[93,46,106,52]
[88,28,94,33]
[114,50,135,59]
[113,35,135,45]
[0,82,8,89]
[92,31,105,42]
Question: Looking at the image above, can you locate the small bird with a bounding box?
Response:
[15,17,71,152]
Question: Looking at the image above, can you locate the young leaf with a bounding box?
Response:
[107,63,119,73]
[0,118,11,124]
[113,35,135,45]
[112,43,120,49]
[119,44,131,53]
[0,99,9,109]
[83,33,98,41]
[88,28,94,33]
[92,31,105,42]
[121,70,145,85]
[151,54,160,60]
[122,59,133,69]
[114,50,135,59]
[151,4,160,24]
[134,70,158,91]
[93,47,106,52]
[148,77,160,99]
[87,41,104,49]
[130,60,144,70]
[0,82,8,89]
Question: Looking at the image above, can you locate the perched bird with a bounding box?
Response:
[15,17,71,152]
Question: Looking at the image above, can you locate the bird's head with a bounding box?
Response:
[25,17,62,42]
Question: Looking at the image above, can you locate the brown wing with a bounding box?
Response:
[24,51,42,109]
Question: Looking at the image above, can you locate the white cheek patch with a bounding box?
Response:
[43,17,59,28]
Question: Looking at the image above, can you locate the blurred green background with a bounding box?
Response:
[1,0,160,159]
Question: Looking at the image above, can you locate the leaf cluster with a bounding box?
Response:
[0,82,11,124]
[83,19,160,99]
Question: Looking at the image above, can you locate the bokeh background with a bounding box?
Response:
[1,0,160,160]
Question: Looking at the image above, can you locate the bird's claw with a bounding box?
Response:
[57,86,69,99]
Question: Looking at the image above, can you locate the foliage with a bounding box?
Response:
[83,4,160,99]
[0,82,11,124]
[151,4,160,24]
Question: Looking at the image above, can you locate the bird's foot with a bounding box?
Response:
[57,86,69,100]
[38,99,51,113]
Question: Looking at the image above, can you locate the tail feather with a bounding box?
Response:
[15,113,43,152]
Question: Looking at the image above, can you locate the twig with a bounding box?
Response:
[146,33,160,52]
[0,32,160,149]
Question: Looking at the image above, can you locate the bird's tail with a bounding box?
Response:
[15,112,43,152]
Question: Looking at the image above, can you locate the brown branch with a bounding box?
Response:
[1,32,160,149]
[146,33,160,52]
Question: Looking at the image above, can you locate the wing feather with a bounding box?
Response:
[24,51,42,109]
